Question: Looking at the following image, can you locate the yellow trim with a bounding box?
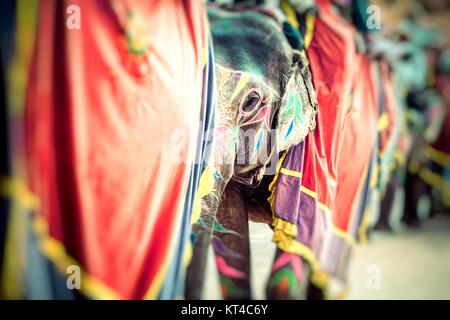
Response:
[304,15,316,49]
[201,44,207,69]
[370,162,379,188]
[300,185,317,199]
[32,217,121,300]
[315,200,330,214]
[268,148,360,294]
[144,252,170,299]
[272,217,298,237]
[270,195,356,291]
[418,167,450,207]
[280,167,303,179]
[280,0,299,29]
[1,187,28,299]
[191,163,215,224]
[425,145,450,167]
[332,225,356,247]
[1,177,175,300]
[298,185,356,247]
[182,239,193,268]
[418,167,444,190]
[268,155,356,247]
[268,151,288,212]
[201,10,210,69]
[1,177,38,299]
[377,112,389,131]
[358,211,370,245]
[268,152,328,290]
[274,181,356,248]
[0,176,39,209]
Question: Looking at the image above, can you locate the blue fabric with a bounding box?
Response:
[158,37,216,299]
[25,211,79,300]
[354,145,377,237]
[25,213,54,299]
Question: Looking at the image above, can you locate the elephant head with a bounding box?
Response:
[209,7,318,186]
[186,6,318,299]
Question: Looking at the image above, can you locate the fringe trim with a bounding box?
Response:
[272,217,298,237]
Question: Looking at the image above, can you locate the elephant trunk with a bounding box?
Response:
[185,127,236,299]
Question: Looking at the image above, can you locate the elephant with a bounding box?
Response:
[369,33,441,230]
[185,6,318,300]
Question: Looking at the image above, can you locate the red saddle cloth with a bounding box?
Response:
[304,0,378,276]
[272,0,379,283]
[25,0,206,299]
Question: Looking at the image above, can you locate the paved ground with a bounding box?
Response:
[347,214,450,299]
[203,214,450,299]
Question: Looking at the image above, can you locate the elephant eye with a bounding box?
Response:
[240,89,263,116]
[244,93,260,110]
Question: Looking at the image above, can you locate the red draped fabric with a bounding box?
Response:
[271,0,379,282]
[333,54,378,231]
[25,0,207,299]
[303,0,357,230]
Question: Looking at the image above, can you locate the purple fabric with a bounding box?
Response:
[295,192,316,246]
[272,141,353,281]
[273,143,305,224]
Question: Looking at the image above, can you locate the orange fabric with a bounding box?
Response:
[25,0,206,299]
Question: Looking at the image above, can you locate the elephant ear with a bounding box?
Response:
[276,51,318,153]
